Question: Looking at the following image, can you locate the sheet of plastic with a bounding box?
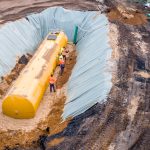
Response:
[0,7,112,119]
[0,19,42,77]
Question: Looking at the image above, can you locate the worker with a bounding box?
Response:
[59,58,65,75]
[58,53,63,67]
[59,48,64,60]
[61,47,68,61]
[49,74,56,92]
[58,53,63,61]
[62,49,69,61]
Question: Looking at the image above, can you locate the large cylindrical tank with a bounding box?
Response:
[2,31,68,119]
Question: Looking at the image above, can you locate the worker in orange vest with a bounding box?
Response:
[49,74,56,92]
[59,58,65,75]
[58,53,63,62]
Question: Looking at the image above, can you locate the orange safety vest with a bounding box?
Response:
[49,77,56,84]
[59,59,65,65]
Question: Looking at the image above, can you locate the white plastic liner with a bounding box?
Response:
[0,19,41,76]
[0,7,112,119]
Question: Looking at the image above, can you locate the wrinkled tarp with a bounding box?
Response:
[0,7,112,119]
[0,19,41,77]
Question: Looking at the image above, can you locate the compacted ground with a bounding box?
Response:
[0,0,99,24]
[0,0,149,150]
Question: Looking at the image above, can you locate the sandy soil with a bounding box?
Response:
[107,2,147,25]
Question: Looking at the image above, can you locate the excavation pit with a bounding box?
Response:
[0,7,112,149]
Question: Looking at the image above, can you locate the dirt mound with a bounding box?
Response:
[107,6,147,25]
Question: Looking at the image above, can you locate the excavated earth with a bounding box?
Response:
[0,0,150,150]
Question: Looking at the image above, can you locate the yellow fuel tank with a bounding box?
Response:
[2,31,68,119]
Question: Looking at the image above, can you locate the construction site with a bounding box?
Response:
[0,0,149,150]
